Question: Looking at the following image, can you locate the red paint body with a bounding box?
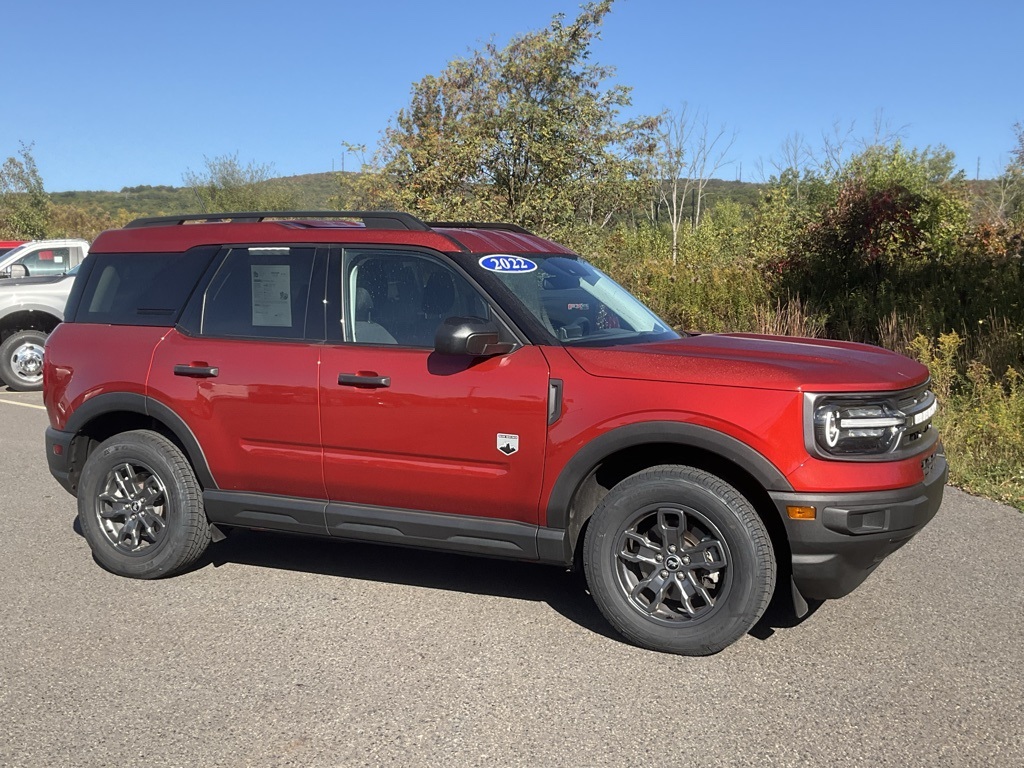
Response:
[46,324,931,522]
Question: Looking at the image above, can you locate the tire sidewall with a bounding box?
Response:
[78,433,204,579]
[584,468,774,655]
[0,330,47,392]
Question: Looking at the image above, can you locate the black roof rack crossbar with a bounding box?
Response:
[125,211,431,231]
[426,221,534,235]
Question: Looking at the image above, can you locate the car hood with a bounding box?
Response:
[0,275,70,288]
[565,333,929,393]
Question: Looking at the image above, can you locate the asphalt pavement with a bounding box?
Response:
[1,388,1021,767]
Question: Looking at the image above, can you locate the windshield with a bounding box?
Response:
[0,243,31,265]
[478,254,679,346]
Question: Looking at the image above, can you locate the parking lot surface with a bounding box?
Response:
[1,389,1022,767]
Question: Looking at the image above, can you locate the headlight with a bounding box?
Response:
[813,400,905,455]
[806,387,938,459]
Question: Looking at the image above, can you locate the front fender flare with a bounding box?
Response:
[545,421,792,533]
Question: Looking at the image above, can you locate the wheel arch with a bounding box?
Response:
[64,392,218,491]
[0,309,62,340]
[546,422,794,566]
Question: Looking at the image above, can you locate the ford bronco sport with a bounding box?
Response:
[43,212,946,655]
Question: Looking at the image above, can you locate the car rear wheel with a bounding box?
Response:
[583,465,776,655]
[0,330,47,391]
[77,430,211,579]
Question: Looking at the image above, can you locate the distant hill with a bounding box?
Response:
[687,178,764,211]
[49,172,770,220]
[49,172,345,218]
[48,173,1003,223]
[51,185,195,217]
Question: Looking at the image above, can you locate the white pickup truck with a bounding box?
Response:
[0,238,89,279]
[0,239,88,391]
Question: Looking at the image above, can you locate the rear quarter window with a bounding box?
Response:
[67,248,217,326]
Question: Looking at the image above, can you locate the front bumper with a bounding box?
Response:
[770,450,948,600]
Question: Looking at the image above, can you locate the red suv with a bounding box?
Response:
[43,212,946,655]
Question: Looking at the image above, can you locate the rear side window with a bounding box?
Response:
[70,249,215,326]
[195,246,317,340]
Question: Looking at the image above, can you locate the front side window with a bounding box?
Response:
[199,246,316,340]
[5,245,81,277]
[475,254,679,346]
[339,250,494,347]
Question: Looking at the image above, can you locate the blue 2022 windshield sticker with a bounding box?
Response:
[479,255,537,273]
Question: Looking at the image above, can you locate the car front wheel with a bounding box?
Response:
[77,430,211,579]
[583,465,776,655]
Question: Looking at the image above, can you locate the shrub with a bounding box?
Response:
[913,332,1024,510]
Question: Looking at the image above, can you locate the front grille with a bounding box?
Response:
[895,383,937,454]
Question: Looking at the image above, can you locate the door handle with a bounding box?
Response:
[174,364,220,378]
[337,373,391,388]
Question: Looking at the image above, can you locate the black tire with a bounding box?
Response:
[0,329,47,391]
[583,465,776,655]
[77,430,211,579]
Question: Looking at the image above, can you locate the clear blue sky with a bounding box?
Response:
[3,0,1021,192]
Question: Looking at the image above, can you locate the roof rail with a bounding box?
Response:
[124,211,431,231]
[426,221,534,235]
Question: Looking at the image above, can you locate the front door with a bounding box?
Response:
[318,248,551,525]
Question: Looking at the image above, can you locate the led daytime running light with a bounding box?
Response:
[839,416,904,429]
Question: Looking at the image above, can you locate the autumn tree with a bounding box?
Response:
[374,0,656,232]
[0,142,52,239]
[776,143,973,340]
[48,204,133,241]
[183,153,297,213]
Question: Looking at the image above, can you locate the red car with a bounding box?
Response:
[43,212,945,655]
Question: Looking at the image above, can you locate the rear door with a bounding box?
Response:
[149,245,327,513]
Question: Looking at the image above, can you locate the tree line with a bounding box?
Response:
[3,0,1021,349]
[3,1,1023,507]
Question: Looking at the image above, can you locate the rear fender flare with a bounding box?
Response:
[64,392,218,489]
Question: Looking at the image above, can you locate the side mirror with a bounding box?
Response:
[7,264,28,279]
[434,317,515,357]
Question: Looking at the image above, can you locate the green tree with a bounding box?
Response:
[374,0,656,231]
[1004,122,1024,224]
[0,142,53,239]
[183,153,298,213]
[330,142,375,211]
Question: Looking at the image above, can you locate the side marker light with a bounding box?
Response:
[787,505,816,520]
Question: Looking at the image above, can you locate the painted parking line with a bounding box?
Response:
[0,398,46,410]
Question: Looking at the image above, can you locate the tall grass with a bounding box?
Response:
[912,333,1024,509]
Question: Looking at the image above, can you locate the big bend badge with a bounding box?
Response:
[496,433,519,456]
